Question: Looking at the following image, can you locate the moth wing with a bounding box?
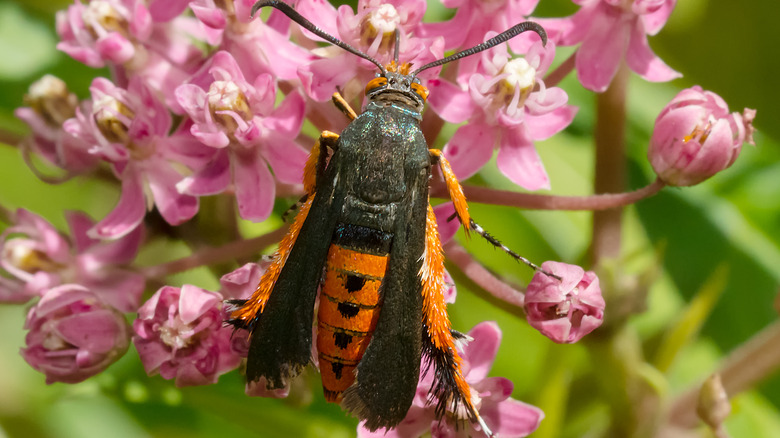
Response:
[245,161,345,389]
[341,170,429,431]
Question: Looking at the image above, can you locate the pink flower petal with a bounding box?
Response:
[65,211,97,253]
[95,33,135,64]
[525,105,578,141]
[433,203,459,245]
[576,12,630,92]
[177,151,232,196]
[265,91,306,137]
[56,309,126,352]
[191,4,227,29]
[481,398,544,437]
[264,139,308,185]
[146,162,199,226]
[299,55,360,102]
[464,321,501,382]
[178,285,221,324]
[626,22,682,83]
[638,0,677,35]
[232,150,275,221]
[427,79,476,124]
[89,171,147,240]
[442,123,496,180]
[496,129,550,190]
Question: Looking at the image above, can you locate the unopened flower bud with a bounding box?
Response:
[524,262,605,344]
[21,284,130,383]
[648,86,756,187]
[696,373,731,431]
[23,75,78,127]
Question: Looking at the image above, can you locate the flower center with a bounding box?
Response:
[208,81,252,134]
[94,94,134,144]
[361,4,401,54]
[25,75,77,127]
[83,1,128,38]
[500,58,536,96]
[683,121,713,144]
[159,319,195,350]
[3,242,62,273]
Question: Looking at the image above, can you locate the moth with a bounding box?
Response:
[228,1,549,435]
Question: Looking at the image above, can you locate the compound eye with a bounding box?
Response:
[365,77,387,95]
[410,82,429,102]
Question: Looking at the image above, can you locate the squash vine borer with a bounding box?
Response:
[228,1,550,435]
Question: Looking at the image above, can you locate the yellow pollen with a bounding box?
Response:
[208,81,252,133]
[94,95,134,144]
[24,75,78,127]
[84,1,128,36]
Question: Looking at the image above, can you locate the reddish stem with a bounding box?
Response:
[544,51,577,88]
[591,62,629,263]
[431,178,664,211]
[140,226,288,279]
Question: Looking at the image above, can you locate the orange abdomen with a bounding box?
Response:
[317,244,388,402]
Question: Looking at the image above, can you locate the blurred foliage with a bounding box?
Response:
[1,0,780,437]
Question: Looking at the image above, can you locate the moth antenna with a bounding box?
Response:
[469,219,562,281]
[411,21,547,76]
[252,0,388,75]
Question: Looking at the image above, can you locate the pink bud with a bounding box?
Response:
[524,262,605,344]
[21,284,130,383]
[133,285,241,387]
[648,86,756,187]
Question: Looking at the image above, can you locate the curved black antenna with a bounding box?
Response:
[252,0,387,75]
[411,21,547,76]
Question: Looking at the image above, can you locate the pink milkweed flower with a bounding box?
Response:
[358,321,544,437]
[133,284,242,387]
[429,37,576,190]
[176,51,308,222]
[188,0,315,80]
[0,209,145,311]
[295,0,444,101]
[538,0,681,92]
[14,75,98,174]
[1,209,70,301]
[648,86,756,187]
[56,0,204,111]
[524,261,604,344]
[419,0,540,83]
[21,284,130,384]
[64,77,211,239]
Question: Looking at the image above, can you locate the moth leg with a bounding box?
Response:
[429,149,471,234]
[429,149,555,277]
[304,131,340,194]
[332,91,358,121]
[420,204,493,436]
[280,130,340,225]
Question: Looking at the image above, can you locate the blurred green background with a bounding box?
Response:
[1,0,779,437]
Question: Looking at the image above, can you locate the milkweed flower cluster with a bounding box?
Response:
[3,0,758,436]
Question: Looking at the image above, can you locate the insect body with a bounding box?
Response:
[229,1,548,434]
